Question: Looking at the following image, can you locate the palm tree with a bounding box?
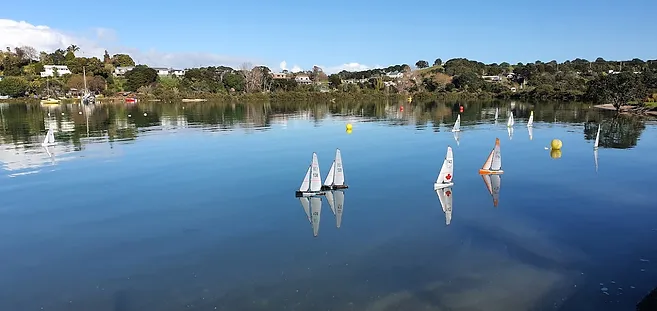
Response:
[66,45,80,53]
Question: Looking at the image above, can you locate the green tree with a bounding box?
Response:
[433,58,443,67]
[416,60,429,69]
[328,74,342,88]
[586,72,647,111]
[112,54,136,67]
[0,76,29,97]
[103,50,111,64]
[124,65,157,91]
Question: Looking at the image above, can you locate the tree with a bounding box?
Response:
[103,50,111,64]
[433,58,443,67]
[328,74,342,88]
[112,54,136,67]
[0,76,29,97]
[124,65,157,91]
[416,60,429,69]
[587,72,647,111]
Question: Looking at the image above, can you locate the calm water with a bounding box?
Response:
[0,100,656,311]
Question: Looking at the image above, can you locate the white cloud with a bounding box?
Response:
[0,19,256,69]
[279,61,287,71]
[291,65,302,72]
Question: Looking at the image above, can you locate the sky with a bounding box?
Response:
[1,0,656,73]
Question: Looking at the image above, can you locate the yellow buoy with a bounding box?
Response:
[550,149,562,159]
[346,123,353,130]
[550,139,563,150]
[346,129,353,135]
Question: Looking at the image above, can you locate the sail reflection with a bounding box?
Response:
[435,187,453,225]
[594,149,599,173]
[507,126,514,140]
[528,126,533,140]
[325,190,345,228]
[298,196,322,237]
[481,174,501,207]
[453,131,460,146]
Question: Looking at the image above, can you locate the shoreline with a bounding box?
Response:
[594,104,657,116]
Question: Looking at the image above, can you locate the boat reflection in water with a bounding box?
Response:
[325,190,345,228]
[435,187,453,225]
[298,190,346,237]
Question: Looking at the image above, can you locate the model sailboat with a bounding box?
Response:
[435,187,453,225]
[495,107,499,121]
[325,190,345,228]
[481,174,501,207]
[452,114,461,132]
[434,146,454,190]
[81,67,96,105]
[479,138,503,174]
[295,152,325,197]
[527,111,534,127]
[321,149,348,190]
[507,112,515,127]
[41,127,56,147]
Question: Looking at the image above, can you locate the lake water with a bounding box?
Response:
[0,100,656,311]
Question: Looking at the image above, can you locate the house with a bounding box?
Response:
[295,75,312,85]
[270,72,288,79]
[150,67,185,77]
[386,71,404,79]
[171,69,185,77]
[152,67,171,76]
[40,65,71,77]
[482,75,502,82]
[114,66,135,76]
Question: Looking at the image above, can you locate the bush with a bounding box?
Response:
[0,76,29,97]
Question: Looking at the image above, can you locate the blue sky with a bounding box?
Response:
[2,0,656,72]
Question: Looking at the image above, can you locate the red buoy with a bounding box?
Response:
[459,106,464,113]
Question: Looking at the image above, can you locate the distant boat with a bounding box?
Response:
[434,146,454,190]
[594,124,601,149]
[321,149,348,190]
[125,97,137,103]
[81,67,96,105]
[452,114,461,132]
[528,126,533,140]
[481,174,501,207]
[296,152,325,197]
[435,187,453,225]
[527,111,534,127]
[495,107,499,120]
[41,127,56,147]
[0,95,9,100]
[479,138,504,174]
[325,190,345,228]
[507,112,514,127]
[40,98,60,105]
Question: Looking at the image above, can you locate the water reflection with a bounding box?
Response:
[435,187,453,225]
[325,190,345,228]
[528,125,533,140]
[481,174,501,208]
[298,196,323,237]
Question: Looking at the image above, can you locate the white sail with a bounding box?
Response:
[299,197,311,222]
[495,107,499,120]
[528,126,533,140]
[42,128,55,146]
[490,138,502,171]
[310,196,322,237]
[324,161,335,186]
[436,187,453,225]
[507,112,514,127]
[310,153,321,192]
[299,166,311,191]
[507,126,514,140]
[594,149,599,173]
[527,111,534,127]
[435,146,454,188]
[333,149,345,186]
[453,131,460,146]
[594,124,601,149]
[334,190,344,228]
[452,114,461,132]
[326,190,336,215]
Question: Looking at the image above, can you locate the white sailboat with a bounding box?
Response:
[452,114,461,132]
[41,127,56,147]
[310,196,322,237]
[453,130,460,146]
[594,124,601,149]
[321,149,348,190]
[507,126,514,140]
[435,187,453,225]
[528,126,533,140]
[81,67,96,105]
[295,152,325,197]
[479,138,503,174]
[507,111,515,127]
[325,190,345,228]
[495,107,499,121]
[527,111,534,127]
[434,146,454,190]
[481,174,501,207]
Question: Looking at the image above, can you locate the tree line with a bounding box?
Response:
[1,45,656,111]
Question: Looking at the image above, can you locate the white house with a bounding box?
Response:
[386,71,404,79]
[171,69,185,77]
[295,75,312,84]
[152,67,171,76]
[114,66,135,76]
[40,65,71,77]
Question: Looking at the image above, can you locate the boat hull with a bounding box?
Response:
[434,182,454,190]
[320,184,348,191]
[479,169,504,175]
[295,191,326,198]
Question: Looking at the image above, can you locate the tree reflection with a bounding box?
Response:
[584,115,645,149]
